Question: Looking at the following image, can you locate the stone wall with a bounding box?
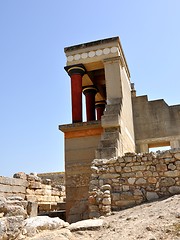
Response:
[89,149,180,218]
[0,176,28,199]
[0,172,65,214]
[132,95,180,151]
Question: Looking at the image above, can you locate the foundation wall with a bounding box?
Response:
[65,134,101,223]
[89,149,180,218]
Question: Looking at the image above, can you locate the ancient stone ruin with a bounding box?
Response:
[59,36,180,223]
[1,36,180,234]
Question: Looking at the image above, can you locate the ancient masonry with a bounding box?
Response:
[0,172,65,215]
[59,36,180,223]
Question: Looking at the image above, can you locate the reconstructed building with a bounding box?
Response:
[59,37,180,223]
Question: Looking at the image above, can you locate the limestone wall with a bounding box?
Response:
[0,172,65,213]
[89,149,180,218]
[0,176,28,199]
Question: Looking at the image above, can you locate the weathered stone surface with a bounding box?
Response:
[4,205,27,218]
[159,178,175,187]
[100,173,120,179]
[89,150,180,219]
[156,164,167,172]
[115,166,122,172]
[128,178,136,185]
[147,177,157,184]
[102,197,111,205]
[68,219,104,231]
[135,178,146,185]
[27,201,38,217]
[146,192,159,201]
[0,216,24,240]
[164,170,179,177]
[168,163,176,170]
[24,216,69,232]
[168,186,180,194]
[131,165,146,171]
[0,176,28,187]
[174,153,180,160]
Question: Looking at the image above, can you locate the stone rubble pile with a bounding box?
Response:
[89,149,180,217]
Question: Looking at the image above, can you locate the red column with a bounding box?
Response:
[83,86,97,121]
[64,64,86,123]
[95,101,106,120]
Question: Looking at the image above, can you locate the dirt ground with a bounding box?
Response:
[29,194,180,240]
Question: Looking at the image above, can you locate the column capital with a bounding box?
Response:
[82,85,98,95]
[64,64,86,77]
[95,100,106,108]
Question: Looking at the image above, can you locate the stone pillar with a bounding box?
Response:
[65,64,86,123]
[83,86,97,121]
[95,101,106,120]
[103,56,123,101]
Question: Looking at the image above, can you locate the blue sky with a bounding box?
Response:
[0,1,180,176]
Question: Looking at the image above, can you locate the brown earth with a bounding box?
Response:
[28,194,180,240]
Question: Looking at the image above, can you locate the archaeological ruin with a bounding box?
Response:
[0,37,180,227]
[59,36,180,223]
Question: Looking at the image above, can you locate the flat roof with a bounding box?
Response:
[64,36,119,52]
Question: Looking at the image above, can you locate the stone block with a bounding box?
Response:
[159,177,175,187]
[12,186,26,194]
[144,171,153,177]
[131,165,146,171]
[0,185,12,193]
[115,166,122,172]
[168,164,176,170]
[115,200,135,208]
[122,185,130,191]
[156,164,167,172]
[128,178,136,185]
[136,171,143,177]
[124,157,133,163]
[164,170,179,177]
[174,153,180,160]
[168,186,180,194]
[26,195,37,202]
[102,197,111,205]
[29,182,42,189]
[100,173,120,179]
[123,167,131,173]
[121,172,136,177]
[100,184,111,191]
[135,178,147,185]
[0,176,28,187]
[27,201,38,217]
[134,189,143,196]
[146,192,159,201]
[147,177,157,184]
